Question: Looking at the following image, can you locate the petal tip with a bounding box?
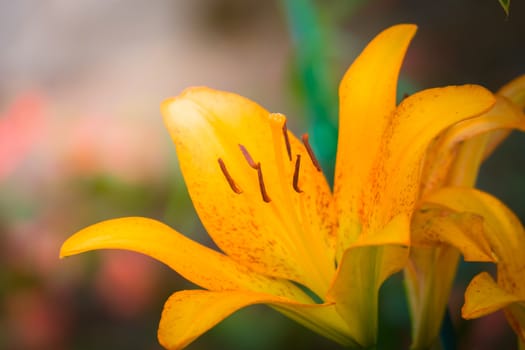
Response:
[160,87,215,118]
[390,23,418,34]
[59,235,82,259]
[380,23,418,42]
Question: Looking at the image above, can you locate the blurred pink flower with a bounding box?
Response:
[5,290,69,350]
[0,93,46,180]
[95,250,161,319]
[5,215,69,276]
[60,114,168,183]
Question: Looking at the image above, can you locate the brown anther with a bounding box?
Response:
[301,133,322,172]
[256,163,271,202]
[282,121,292,161]
[218,158,242,194]
[238,144,258,169]
[293,154,303,193]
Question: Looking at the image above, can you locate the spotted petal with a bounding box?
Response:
[411,203,493,262]
[158,290,359,350]
[423,187,525,340]
[421,95,525,194]
[60,217,310,300]
[423,187,525,293]
[463,272,521,319]
[334,23,496,254]
[161,88,335,296]
[335,24,417,250]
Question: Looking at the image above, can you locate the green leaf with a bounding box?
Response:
[498,0,510,16]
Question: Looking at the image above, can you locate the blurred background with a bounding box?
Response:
[1,0,524,349]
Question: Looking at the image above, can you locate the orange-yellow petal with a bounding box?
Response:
[477,75,525,160]
[423,187,525,295]
[60,217,310,301]
[499,74,525,107]
[462,272,521,319]
[158,290,359,350]
[422,95,525,193]
[505,303,525,342]
[161,88,335,296]
[334,22,495,255]
[335,24,416,248]
[361,85,494,232]
[326,244,409,347]
[405,246,460,349]
[335,85,494,260]
[423,187,525,343]
[411,203,493,262]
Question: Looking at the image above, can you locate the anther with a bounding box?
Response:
[282,121,292,161]
[256,163,272,202]
[238,144,258,169]
[301,134,322,172]
[293,154,303,193]
[218,158,243,194]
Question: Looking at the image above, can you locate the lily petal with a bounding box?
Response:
[158,290,359,350]
[335,24,417,249]
[326,244,409,347]
[362,85,494,234]
[422,95,525,193]
[405,246,460,349]
[462,272,521,319]
[335,84,494,261]
[334,22,495,254]
[499,74,525,107]
[411,203,494,262]
[60,217,311,301]
[424,187,525,341]
[505,303,525,342]
[161,88,335,296]
[423,187,525,295]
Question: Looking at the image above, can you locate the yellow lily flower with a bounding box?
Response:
[60,24,495,349]
[406,75,525,349]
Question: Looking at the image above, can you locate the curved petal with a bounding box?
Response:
[499,74,525,107]
[416,187,525,346]
[362,85,494,232]
[335,28,496,253]
[60,217,311,301]
[480,74,525,168]
[405,246,460,349]
[411,203,493,262]
[505,303,525,343]
[462,272,521,319]
[421,95,525,193]
[423,187,525,296]
[335,24,417,249]
[326,244,409,347]
[161,88,335,296]
[158,290,359,350]
[336,85,494,258]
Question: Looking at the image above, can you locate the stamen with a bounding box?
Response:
[301,134,322,172]
[293,154,303,193]
[256,163,272,202]
[218,158,242,194]
[238,144,258,169]
[282,121,292,161]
